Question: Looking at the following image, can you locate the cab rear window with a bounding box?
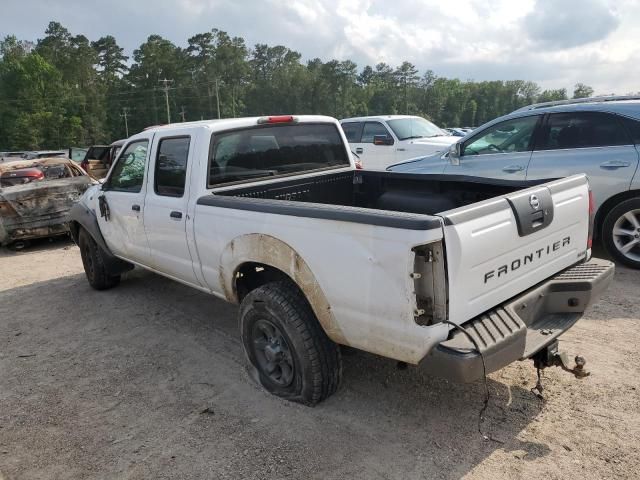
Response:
[208,123,350,186]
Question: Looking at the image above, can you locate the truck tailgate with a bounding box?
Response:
[439,175,591,325]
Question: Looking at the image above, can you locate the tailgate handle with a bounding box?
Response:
[507,187,554,237]
[355,147,363,154]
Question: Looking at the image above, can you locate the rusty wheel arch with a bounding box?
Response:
[219,234,346,345]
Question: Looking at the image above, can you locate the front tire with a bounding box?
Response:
[78,228,121,290]
[239,281,342,406]
[602,198,640,269]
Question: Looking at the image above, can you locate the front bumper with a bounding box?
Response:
[419,258,614,382]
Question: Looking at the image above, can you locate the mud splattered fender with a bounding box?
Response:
[219,233,346,345]
[68,202,134,275]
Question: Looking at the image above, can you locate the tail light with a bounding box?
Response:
[587,189,595,249]
[0,168,44,187]
[257,115,298,124]
[355,158,363,169]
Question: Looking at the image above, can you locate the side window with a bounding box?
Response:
[361,122,391,143]
[341,122,362,143]
[107,140,148,192]
[463,115,539,156]
[539,112,630,150]
[620,116,640,144]
[155,136,190,197]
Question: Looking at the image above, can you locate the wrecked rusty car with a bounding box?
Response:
[0,157,93,247]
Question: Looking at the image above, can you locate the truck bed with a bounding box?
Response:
[212,170,547,217]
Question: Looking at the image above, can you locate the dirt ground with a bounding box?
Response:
[1,237,639,480]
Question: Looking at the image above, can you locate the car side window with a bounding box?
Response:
[155,136,190,197]
[620,116,640,145]
[463,116,539,156]
[361,122,391,143]
[341,122,362,143]
[107,140,148,192]
[538,112,631,150]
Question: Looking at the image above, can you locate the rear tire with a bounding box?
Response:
[78,228,121,290]
[239,281,342,406]
[602,197,640,269]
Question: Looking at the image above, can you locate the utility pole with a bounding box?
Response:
[215,78,221,119]
[159,78,174,124]
[179,106,187,122]
[120,107,130,137]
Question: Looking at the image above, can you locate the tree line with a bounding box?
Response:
[0,21,599,150]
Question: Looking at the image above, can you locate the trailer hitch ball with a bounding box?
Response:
[573,355,589,378]
[533,341,590,379]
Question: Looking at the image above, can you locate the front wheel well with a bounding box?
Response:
[234,262,296,302]
[68,220,81,244]
[595,189,640,239]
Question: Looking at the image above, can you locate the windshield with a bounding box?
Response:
[387,117,447,140]
[208,123,350,187]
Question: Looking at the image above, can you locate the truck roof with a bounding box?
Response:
[134,115,340,139]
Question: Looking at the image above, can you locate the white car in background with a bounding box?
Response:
[340,115,457,170]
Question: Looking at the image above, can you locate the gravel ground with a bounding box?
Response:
[0,237,639,480]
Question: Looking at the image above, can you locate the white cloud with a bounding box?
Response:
[1,0,639,93]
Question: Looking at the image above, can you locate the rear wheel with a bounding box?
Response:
[239,281,342,406]
[602,198,640,269]
[78,228,121,290]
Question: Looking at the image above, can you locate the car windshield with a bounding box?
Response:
[387,117,447,140]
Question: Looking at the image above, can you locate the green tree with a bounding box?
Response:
[573,83,594,99]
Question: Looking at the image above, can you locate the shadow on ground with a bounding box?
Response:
[0,267,556,480]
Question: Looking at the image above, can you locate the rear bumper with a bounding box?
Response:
[419,258,614,382]
[0,214,70,245]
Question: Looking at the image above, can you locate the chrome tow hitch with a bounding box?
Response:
[530,340,589,398]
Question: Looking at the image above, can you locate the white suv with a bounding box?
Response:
[340,115,456,170]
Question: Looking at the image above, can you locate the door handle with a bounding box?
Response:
[170,211,183,219]
[502,165,524,173]
[131,204,141,212]
[355,148,363,154]
[396,148,406,152]
[600,160,631,169]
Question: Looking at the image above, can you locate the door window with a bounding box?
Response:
[107,140,148,192]
[620,116,640,144]
[341,122,362,143]
[463,115,539,156]
[155,136,190,197]
[361,122,391,143]
[538,112,630,150]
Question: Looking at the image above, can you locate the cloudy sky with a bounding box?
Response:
[2,0,639,93]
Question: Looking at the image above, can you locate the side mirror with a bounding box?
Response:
[449,142,462,165]
[373,135,394,146]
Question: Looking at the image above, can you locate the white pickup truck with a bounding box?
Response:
[69,115,614,405]
[340,115,457,170]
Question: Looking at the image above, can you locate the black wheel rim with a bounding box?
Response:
[250,319,295,387]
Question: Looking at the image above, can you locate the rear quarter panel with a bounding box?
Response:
[192,204,450,363]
